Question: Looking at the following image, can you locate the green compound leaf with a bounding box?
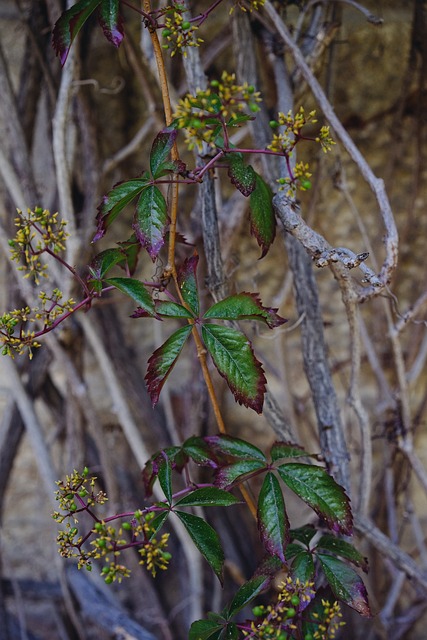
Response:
[225,153,257,197]
[133,186,169,261]
[145,325,192,406]
[227,574,270,618]
[177,253,200,316]
[204,293,286,329]
[150,128,178,178]
[94,178,149,242]
[174,510,225,583]
[249,174,276,258]
[277,464,353,535]
[98,0,124,47]
[204,435,266,461]
[257,472,289,562]
[270,441,319,462]
[201,324,267,413]
[155,300,194,319]
[317,553,371,617]
[174,487,239,508]
[214,460,266,489]
[52,0,102,65]
[288,549,315,582]
[317,535,369,571]
[106,277,158,318]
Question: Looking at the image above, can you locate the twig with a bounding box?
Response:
[264,0,398,299]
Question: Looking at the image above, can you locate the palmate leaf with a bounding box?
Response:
[94,178,149,242]
[155,300,194,319]
[157,453,172,503]
[225,153,257,197]
[177,254,199,316]
[97,0,124,47]
[277,464,353,535]
[145,325,192,406]
[203,293,286,329]
[133,186,169,261]
[88,248,125,281]
[257,472,289,562]
[174,511,225,583]
[142,446,187,497]
[317,554,371,617]
[150,128,178,178]
[201,324,267,413]
[249,174,276,257]
[52,0,102,65]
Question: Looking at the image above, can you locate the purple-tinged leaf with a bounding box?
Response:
[116,235,141,275]
[289,549,315,582]
[106,277,158,318]
[271,441,319,462]
[204,435,266,461]
[249,174,276,258]
[133,186,169,261]
[97,0,124,48]
[317,535,369,572]
[174,510,225,583]
[150,128,178,178]
[277,464,353,535]
[182,436,219,468]
[204,292,286,328]
[203,434,267,463]
[145,325,192,406]
[214,460,266,489]
[201,324,267,413]
[142,446,186,498]
[155,300,194,319]
[94,178,149,242]
[177,254,199,316]
[174,487,239,508]
[88,248,124,281]
[52,0,101,66]
[227,574,270,617]
[257,472,289,562]
[317,554,371,617]
[225,153,257,196]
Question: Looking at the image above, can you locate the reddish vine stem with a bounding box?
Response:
[142,0,226,436]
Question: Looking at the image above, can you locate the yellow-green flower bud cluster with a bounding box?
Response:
[311,599,344,639]
[0,290,74,359]
[135,511,171,577]
[244,577,316,638]
[268,108,335,196]
[230,0,266,13]
[161,3,203,57]
[9,207,68,284]
[173,71,261,150]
